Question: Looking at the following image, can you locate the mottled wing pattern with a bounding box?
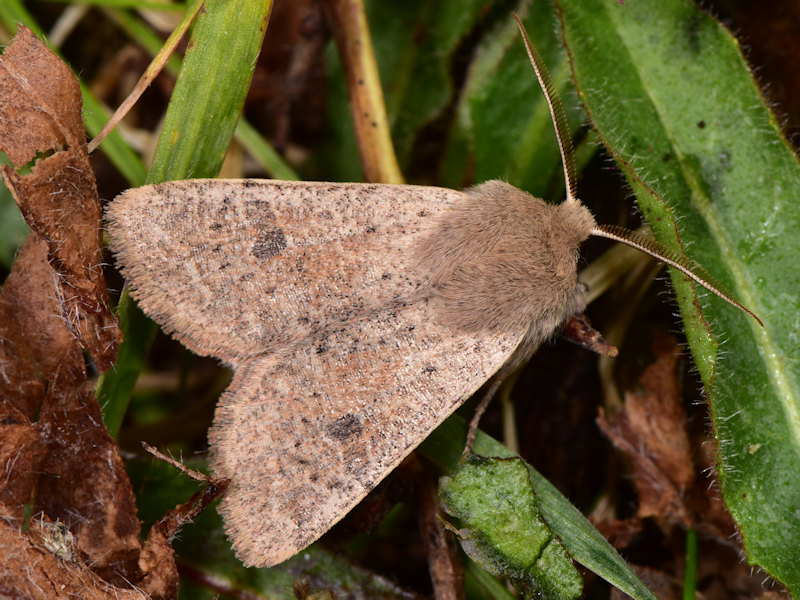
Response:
[107,180,460,364]
[209,299,525,567]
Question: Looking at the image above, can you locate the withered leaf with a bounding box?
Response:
[36,384,143,587]
[137,474,230,600]
[597,331,693,523]
[0,236,77,420]
[138,528,179,600]
[0,30,220,596]
[0,26,120,371]
[0,507,149,600]
[0,233,146,588]
[0,237,76,512]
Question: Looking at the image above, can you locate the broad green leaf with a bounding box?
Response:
[440,456,582,600]
[421,417,658,600]
[556,0,800,593]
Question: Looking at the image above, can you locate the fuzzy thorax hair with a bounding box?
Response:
[415,180,596,353]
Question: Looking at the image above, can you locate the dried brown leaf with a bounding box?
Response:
[0,236,77,421]
[36,384,142,587]
[0,422,44,509]
[0,223,166,594]
[138,528,179,600]
[563,312,619,357]
[597,331,693,523]
[0,26,119,371]
[590,516,644,551]
[0,508,148,600]
[137,474,230,599]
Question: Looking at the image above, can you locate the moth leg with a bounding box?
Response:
[462,281,589,456]
[463,376,504,457]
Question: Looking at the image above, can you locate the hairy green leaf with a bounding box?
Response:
[557,0,800,592]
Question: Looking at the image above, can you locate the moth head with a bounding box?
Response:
[558,197,596,248]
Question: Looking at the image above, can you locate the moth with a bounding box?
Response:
[106,16,757,567]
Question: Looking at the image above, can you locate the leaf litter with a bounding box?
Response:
[0,27,120,370]
[0,27,220,600]
[596,330,779,599]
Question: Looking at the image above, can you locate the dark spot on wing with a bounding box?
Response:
[326,414,363,440]
[252,226,287,259]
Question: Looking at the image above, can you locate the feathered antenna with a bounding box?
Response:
[513,13,578,204]
[514,13,762,326]
[592,225,763,326]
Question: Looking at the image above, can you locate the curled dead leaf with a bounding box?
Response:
[0,26,120,371]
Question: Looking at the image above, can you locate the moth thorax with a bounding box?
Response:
[414,181,594,337]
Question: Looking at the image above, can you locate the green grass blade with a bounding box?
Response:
[99,0,273,432]
[99,294,158,437]
[556,0,800,592]
[106,6,294,179]
[148,0,272,182]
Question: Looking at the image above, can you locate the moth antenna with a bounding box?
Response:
[591,224,763,327]
[513,13,578,203]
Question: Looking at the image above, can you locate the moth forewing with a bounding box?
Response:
[107,179,466,365]
[209,300,526,567]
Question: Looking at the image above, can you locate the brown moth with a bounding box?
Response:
[106,17,757,567]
